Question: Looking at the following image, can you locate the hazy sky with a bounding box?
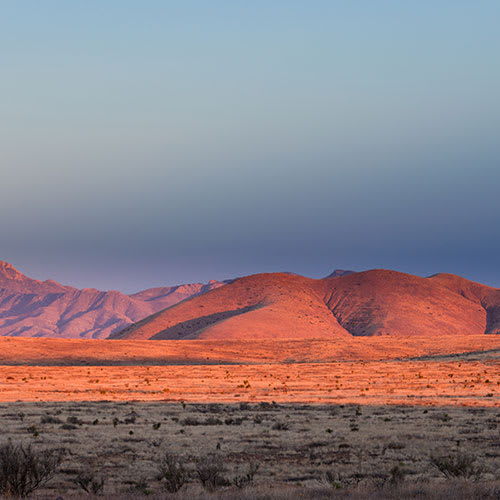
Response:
[1,1,499,292]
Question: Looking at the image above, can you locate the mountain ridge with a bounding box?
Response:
[112,269,500,340]
[2,261,498,340]
[0,261,224,338]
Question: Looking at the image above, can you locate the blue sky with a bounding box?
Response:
[1,1,499,292]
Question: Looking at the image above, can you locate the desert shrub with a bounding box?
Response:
[0,442,63,497]
[73,471,105,495]
[181,417,201,426]
[196,455,229,491]
[40,415,62,425]
[384,441,406,451]
[25,426,39,438]
[232,462,259,488]
[157,452,188,493]
[66,416,83,425]
[225,417,245,425]
[389,464,407,484]
[60,423,77,431]
[181,417,223,426]
[324,470,343,489]
[272,421,289,431]
[133,477,153,495]
[430,452,483,479]
[204,417,223,425]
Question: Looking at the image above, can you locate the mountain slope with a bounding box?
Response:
[427,273,500,335]
[112,269,500,340]
[322,270,486,336]
[112,273,350,340]
[0,261,223,338]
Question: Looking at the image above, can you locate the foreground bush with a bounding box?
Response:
[232,462,259,489]
[157,452,188,493]
[430,452,484,479]
[0,442,63,498]
[72,471,105,495]
[195,455,229,491]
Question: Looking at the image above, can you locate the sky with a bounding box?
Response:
[1,1,499,293]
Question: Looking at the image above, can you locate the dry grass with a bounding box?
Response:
[0,358,497,405]
[0,335,498,366]
[0,402,498,497]
[0,337,497,497]
[40,481,500,499]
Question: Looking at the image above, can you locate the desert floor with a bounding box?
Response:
[0,335,498,406]
[0,401,498,498]
[0,336,498,497]
[0,335,498,365]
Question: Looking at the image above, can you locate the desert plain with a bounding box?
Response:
[0,335,498,498]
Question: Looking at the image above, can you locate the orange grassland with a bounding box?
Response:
[0,335,498,406]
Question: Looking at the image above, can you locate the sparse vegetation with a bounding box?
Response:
[272,421,289,431]
[430,452,484,479]
[157,451,188,493]
[40,415,61,424]
[195,455,229,491]
[0,442,63,497]
[388,464,407,484]
[0,401,498,497]
[73,471,105,495]
[324,470,343,489]
[232,462,259,488]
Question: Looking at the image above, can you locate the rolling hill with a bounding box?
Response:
[0,261,223,338]
[111,269,500,340]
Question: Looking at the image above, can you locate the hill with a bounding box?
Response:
[0,261,223,338]
[111,269,500,340]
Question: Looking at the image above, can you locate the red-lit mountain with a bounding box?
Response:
[111,269,500,340]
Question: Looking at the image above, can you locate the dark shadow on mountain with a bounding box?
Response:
[151,304,263,340]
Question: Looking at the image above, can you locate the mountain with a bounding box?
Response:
[324,269,355,278]
[111,269,500,340]
[0,261,224,338]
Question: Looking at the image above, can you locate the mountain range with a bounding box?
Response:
[111,269,500,340]
[0,261,223,338]
[1,261,499,340]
